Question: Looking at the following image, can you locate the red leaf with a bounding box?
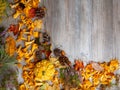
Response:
[9,24,19,35]
[28,8,36,18]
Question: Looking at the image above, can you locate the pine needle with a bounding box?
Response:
[0,45,18,89]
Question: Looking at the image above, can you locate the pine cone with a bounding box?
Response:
[53,48,62,57]
[59,56,71,66]
[35,7,46,19]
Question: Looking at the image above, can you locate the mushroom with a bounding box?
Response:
[24,51,33,59]
[22,44,31,52]
[10,3,19,8]
[25,40,35,46]
[31,43,38,52]
[25,55,34,63]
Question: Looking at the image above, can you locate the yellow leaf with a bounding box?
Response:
[5,36,16,56]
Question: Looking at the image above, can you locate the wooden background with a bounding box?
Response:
[44,0,120,62]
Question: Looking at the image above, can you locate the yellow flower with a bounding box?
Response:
[34,60,55,81]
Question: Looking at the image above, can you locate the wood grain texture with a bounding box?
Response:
[44,0,120,62]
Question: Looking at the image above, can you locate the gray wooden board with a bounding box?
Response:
[44,0,120,63]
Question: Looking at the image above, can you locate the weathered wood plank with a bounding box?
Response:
[44,0,120,62]
[113,0,120,60]
[91,0,114,62]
